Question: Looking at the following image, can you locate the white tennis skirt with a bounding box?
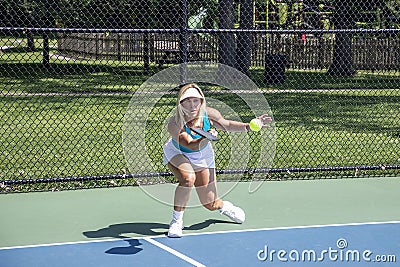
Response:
[163,138,215,169]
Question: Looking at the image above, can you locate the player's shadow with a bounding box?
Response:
[83,219,235,255]
[104,238,143,255]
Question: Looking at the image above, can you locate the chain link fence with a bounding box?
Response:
[1,0,399,192]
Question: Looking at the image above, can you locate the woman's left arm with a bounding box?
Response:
[207,107,272,132]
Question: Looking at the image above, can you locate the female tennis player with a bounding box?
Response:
[164,83,272,238]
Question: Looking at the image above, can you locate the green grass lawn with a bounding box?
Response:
[1,42,399,192]
[1,90,398,186]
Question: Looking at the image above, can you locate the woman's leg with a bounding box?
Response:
[167,155,197,238]
[168,154,196,212]
[195,168,246,224]
[194,168,223,211]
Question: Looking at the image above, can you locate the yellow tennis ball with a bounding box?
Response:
[249,118,263,132]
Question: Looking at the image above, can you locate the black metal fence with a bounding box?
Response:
[1,0,399,192]
[55,32,400,71]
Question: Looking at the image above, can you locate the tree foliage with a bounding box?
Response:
[0,0,398,30]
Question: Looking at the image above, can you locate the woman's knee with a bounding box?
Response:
[179,174,196,187]
[168,161,196,187]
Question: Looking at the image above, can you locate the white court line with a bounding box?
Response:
[1,220,399,251]
[176,220,400,238]
[0,237,127,251]
[143,237,206,267]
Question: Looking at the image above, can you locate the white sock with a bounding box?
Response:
[172,210,184,222]
[219,201,226,212]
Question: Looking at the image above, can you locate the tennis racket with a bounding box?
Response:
[190,127,219,141]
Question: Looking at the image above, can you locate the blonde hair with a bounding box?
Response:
[175,83,207,129]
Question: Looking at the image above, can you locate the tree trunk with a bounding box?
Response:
[327,2,356,76]
[236,0,253,75]
[218,0,236,68]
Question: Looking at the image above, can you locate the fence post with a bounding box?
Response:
[143,33,150,75]
[117,34,122,61]
[26,29,35,52]
[42,33,50,68]
[95,34,99,60]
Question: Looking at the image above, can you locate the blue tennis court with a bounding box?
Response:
[1,222,399,266]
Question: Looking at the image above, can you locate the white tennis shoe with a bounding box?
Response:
[220,201,246,223]
[168,219,183,238]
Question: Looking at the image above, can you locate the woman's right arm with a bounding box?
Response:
[167,117,209,151]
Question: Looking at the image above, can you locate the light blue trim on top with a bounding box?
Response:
[172,112,211,153]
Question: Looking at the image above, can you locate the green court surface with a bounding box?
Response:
[1,177,399,248]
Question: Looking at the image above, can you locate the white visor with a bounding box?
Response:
[180,87,204,102]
